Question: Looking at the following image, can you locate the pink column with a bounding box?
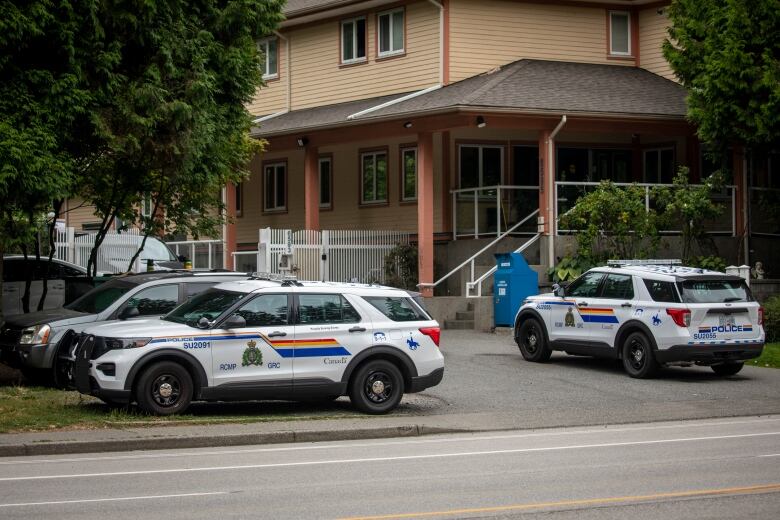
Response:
[418,132,435,297]
[304,145,320,230]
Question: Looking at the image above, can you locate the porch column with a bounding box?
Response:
[224,183,237,270]
[418,131,435,297]
[304,145,320,230]
[538,130,554,266]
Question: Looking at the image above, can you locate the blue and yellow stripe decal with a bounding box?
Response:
[148,332,350,358]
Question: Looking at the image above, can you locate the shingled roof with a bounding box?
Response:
[251,59,687,137]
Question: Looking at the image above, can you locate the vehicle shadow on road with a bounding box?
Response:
[549,354,751,383]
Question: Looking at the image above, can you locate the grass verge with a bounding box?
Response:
[0,386,363,434]
[746,342,780,369]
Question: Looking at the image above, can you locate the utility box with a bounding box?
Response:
[494,253,539,327]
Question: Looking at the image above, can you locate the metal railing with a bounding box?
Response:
[554,181,737,235]
[420,209,540,297]
[466,233,541,297]
[451,185,539,239]
[232,250,259,272]
[166,240,224,270]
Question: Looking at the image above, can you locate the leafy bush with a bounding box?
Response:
[690,255,727,272]
[559,180,659,261]
[549,255,593,282]
[383,243,418,290]
[763,296,780,343]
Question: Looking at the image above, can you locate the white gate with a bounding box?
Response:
[259,228,410,283]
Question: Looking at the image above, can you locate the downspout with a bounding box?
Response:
[425,0,444,85]
[547,115,567,268]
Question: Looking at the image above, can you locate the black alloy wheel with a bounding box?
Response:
[136,361,193,415]
[349,360,404,414]
[622,332,658,378]
[516,318,552,362]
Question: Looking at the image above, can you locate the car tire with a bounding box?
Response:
[135,362,193,416]
[711,362,744,376]
[516,318,552,362]
[349,360,404,414]
[622,332,658,378]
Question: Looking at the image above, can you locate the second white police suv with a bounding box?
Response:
[70,279,444,415]
[514,261,765,378]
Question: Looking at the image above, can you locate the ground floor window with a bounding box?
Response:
[459,145,503,189]
[643,148,675,184]
[361,150,387,204]
[512,146,539,186]
[400,147,417,201]
[557,147,632,182]
[263,162,286,212]
[319,157,332,209]
[753,151,780,188]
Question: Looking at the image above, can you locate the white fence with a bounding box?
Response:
[54,227,143,273]
[166,240,224,270]
[240,228,410,283]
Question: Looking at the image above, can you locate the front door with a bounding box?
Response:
[549,271,606,346]
[210,293,294,386]
[293,293,370,384]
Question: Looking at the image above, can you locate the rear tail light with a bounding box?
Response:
[666,308,691,327]
[758,307,764,326]
[419,327,440,347]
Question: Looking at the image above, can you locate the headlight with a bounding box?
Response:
[104,337,152,351]
[19,325,51,345]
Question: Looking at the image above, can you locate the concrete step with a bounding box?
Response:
[443,319,475,330]
[456,310,474,320]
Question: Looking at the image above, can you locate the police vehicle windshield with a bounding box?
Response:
[677,279,752,303]
[164,289,245,326]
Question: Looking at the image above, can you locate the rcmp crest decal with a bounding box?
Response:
[242,339,263,366]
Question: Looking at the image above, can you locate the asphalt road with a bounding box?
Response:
[0,416,779,519]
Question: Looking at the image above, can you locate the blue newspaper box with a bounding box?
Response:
[494,253,539,327]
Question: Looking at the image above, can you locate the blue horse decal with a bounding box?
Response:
[406,335,420,351]
[652,313,662,326]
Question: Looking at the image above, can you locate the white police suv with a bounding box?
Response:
[70,277,443,415]
[514,261,764,378]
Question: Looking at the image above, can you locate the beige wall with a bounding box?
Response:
[449,0,634,82]
[249,1,440,116]
[236,135,446,245]
[639,7,675,81]
[64,198,101,230]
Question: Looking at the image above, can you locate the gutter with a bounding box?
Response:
[547,115,567,269]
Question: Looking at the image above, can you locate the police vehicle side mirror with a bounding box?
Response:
[118,306,140,320]
[197,316,212,329]
[553,283,565,298]
[221,314,246,329]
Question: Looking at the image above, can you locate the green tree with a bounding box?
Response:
[663,0,780,154]
[653,167,725,263]
[559,181,660,262]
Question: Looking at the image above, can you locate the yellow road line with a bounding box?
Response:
[338,483,780,520]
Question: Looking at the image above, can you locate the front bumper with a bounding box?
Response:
[72,334,131,403]
[408,367,444,393]
[656,343,764,364]
[0,342,51,369]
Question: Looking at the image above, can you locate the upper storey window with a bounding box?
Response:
[378,8,404,57]
[341,17,367,64]
[257,38,278,79]
[609,11,631,56]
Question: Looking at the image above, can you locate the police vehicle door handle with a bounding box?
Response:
[621,302,632,308]
[349,326,367,333]
[577,302,588,307]
[267,331,287,338]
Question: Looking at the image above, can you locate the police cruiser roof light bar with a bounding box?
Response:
[607,259,682,267]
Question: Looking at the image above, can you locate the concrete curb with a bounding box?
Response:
[0,425,467,457]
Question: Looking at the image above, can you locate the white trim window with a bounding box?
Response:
[378,8,404,57]
[361,151,388,204]
[141,195,153,219]
[609,11,631,56]
[341,17,366,64]
[263,163,286,212]
[319,157,332,209]
[401,147,417,201]
[257,37,278,79]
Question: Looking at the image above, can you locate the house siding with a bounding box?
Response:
[639,7,675,81]
[249,1,440,116]
[236,134,445,245]
[247,38,289,117]
[65,199,101,230]
[448,0,631,82]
